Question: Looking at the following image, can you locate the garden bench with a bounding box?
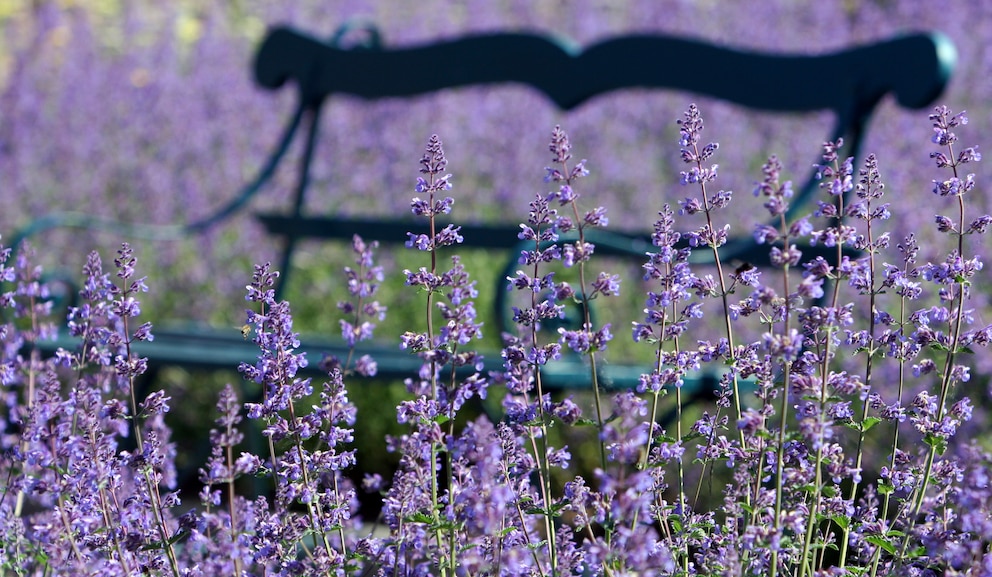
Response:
[10,22,955,400]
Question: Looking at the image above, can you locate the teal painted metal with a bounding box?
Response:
[255,27,953,112]
[10,23,956,400]
[247,24,953,394]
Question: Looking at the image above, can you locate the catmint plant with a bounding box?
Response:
[240,261,364,573]
[0,243,187,575]
[3,102,992,576]
[192,238,384,575]
[632,202,701,571]
[388,134,488,576]
[195,383,256,575]
[674,104,748,450]
[328,234,387,378]
[890,106,987,570]
[0,240,57,571]
[500,129,580,576]
[546,126,618,470]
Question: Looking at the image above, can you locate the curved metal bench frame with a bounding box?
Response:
[8,22,956,395]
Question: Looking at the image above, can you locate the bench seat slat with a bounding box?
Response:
[25,329,730,394]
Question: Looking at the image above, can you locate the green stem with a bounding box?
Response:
[896,145,968,567]
[868,297,908,577]
[569,197,607,474]
[692,142,746,452]
[770,211,793,577]
[425,176,449,577]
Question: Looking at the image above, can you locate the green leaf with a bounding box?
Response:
[755,428,776,441]
[407,512,434,524]
[877,480,895,495]
[924,432,948,455]
[807,540,839,552]
[830,514,850,530]
[861,417,882,432]
[865,535,896,555]
[167,529,190,546]
[843,420,863,431]
[432,519,462,532]
[527,540,549,551]
[573,418,600,427]
[681,429,704,442]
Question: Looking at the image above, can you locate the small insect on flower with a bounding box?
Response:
[734,261,755,276]
[239,324,251,339]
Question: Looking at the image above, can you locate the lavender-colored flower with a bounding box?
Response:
[332,234,387,378]
[753,155,793,217]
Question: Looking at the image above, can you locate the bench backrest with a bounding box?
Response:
[241,23,954,302]
[257,25,952,114]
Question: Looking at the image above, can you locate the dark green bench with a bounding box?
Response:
[9,22,955,397]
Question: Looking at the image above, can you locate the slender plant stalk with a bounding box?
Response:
[838,153,883,568]
[804,147,850,574]
[868,294,910,577]
[526,215,558,576]
[898,144,969,564]
[118,284,181,577]
[688,142,746,451]
[13,292,41,518]
[423,172,450,577]
[224,435,244,576]
[566,194,608,474]
[770,210,794,577]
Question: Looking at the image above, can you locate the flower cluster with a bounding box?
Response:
[2,103,992,576]
[323,234,387,378]
[0,242,184,574]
